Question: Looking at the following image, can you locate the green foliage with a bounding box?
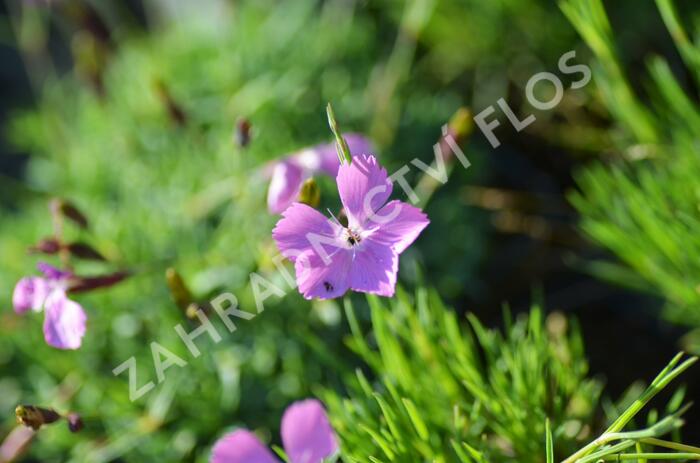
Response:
[0,1,489,460]
[323,289,602,462]
[562,0,700,326]
[559,353,698,463]
[0,0,584,458]
[325,291,700,462]
[4,0,699,462]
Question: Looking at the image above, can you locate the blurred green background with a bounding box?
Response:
[2,0,700,461]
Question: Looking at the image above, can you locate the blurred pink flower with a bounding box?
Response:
[12,263,87,350]
[267,134,373,214]
[273,154,429,299]
[211,399,337,463]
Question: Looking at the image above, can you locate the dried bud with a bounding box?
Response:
[30,237,61,255]
[50,199,89,229]
[66,413,84,433]
[65,242,105,261]
[298,178,320,208]
[71,30,107,97]
[15,406,61,430]
[234,118,252,147]
[68,270,130,293]
[166,268,194,311]
[154,79,187,126]
[60,1,112,46]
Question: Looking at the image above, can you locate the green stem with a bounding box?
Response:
[561,354,696,463]
[600,453,700,460]
[640,438,700,454]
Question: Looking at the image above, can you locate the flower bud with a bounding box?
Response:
[153,79,187,126]
[50,198,89,229]
[68,270,130,293]
[186,302,207,320]
[326,103,352,164]
[65,242,105,261]
[298,178,320,208]
[30,237,61,255]
[234,118,252,148]
[66,413,84,433]
[71,30,107,97]
[15,406,61,430]
[166,268,194,311]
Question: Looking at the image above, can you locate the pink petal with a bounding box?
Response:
[367,200,430,254]
[281,399,338,463]
[268,134,374,215]
[349,239,398,297]
[37,262,71,281]
[12,277,49,314]
[42,290,87,350]
[293,147,334,174]
[296,133,374,177]
[294,249,352,299]
[336,154,392,228]
[210,430,278,463]
[295,248,351,300]
[344,133,374,159]
[267,161,305,214]
[272,203,342,263]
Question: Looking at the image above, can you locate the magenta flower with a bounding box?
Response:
[267,134,373,214]
[12,263,87,350]
[211,399,338,463]
[273,154,429,299]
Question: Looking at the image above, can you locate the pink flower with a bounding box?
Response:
[273,154,429,299]
[267,134,373,214]
[211,399,338,463]
[12,263,87,350]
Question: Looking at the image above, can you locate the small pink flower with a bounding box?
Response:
[12,277,49,314]
[12,263,87,350]
[267,134,373,214]
[211,399,338,463]
[273,154,429,299]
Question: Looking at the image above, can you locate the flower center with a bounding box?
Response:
[345,228,362,246]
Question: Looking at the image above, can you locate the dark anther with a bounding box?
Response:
[346,230,361,246]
